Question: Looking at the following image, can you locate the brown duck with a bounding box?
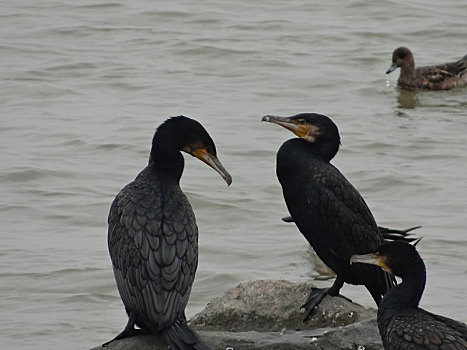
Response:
[386,47,467,90]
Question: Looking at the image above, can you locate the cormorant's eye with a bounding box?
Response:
[398,52,406,59]
[206,145,214,154]
[296,119,306,125]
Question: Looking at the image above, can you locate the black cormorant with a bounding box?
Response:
[351,241,467,349]
[262,113,396,321]
[105,116,232,349]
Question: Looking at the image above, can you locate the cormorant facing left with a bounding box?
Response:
[262,113,396,321]
[105,116,231,349]
[351,241,467,349]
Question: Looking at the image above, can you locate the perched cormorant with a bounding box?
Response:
[351,241,467,350]
[386,47,467,90]
[104,116,231,349]
[262,113,397,321]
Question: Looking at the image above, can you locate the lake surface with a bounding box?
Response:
[1,1,466,349]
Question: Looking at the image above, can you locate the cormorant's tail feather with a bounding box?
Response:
[379,225,422,244]
[162,318,211,350]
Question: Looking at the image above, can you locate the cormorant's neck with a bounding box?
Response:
[282,137,339,163]
[149,135,184,184]
[378,262,426,332]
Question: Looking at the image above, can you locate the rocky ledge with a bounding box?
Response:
[91,280,383,350]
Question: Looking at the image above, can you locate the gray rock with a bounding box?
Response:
[91,280,383,350]
[190,280,375,332]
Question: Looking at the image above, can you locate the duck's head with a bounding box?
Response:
[387,47,415,74]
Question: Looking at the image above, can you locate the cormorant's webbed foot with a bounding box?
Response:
[301,287,330,322]
[102,328,148,347]
[102,313,149,347]
[302,275,346,322]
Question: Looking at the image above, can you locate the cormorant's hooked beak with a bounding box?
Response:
[386,62,398,74]
[190,148,232,186]
[350,253,391,273]
[262,115,311,140]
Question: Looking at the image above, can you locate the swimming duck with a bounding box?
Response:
[386,47,467,90]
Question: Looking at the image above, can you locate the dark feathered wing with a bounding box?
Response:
[108,172,198,331]
[426,311,467,340]
[312,163,383,254]
[385,309,467,349]
[281,159,395,300]
[416,57,467,89]
[435,56,467,77]
[421,66,457,85]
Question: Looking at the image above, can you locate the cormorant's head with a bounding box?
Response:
[152,116,232,185]
[386,47,414,74]
[350,241,423,278]
[261,113,340,144]
[262,113,341,161]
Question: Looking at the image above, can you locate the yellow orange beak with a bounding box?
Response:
[350,253,391,273]
[262,115,318,142]
[190,148,232,186]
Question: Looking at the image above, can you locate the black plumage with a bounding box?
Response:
[351,241,467,350]
[105,116,231,349]
[282,216,421,244]
[262,113,397,321]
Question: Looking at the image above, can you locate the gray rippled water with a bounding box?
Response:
[1,1,466,349]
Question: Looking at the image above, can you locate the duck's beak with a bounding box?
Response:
[386,62,398,74]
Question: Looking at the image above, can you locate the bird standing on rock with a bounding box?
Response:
[105,116,231,350]
[351,241,467,350]
[262,113,397,321]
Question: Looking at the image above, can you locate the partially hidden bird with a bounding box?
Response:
[105,116,231,349]
[351,241,467,350]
